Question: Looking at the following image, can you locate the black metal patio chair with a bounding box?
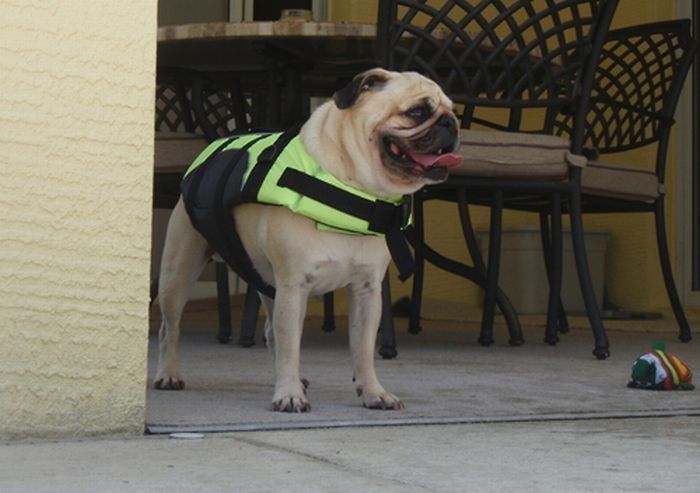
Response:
[546,19,698,343]
[376,0,620,357]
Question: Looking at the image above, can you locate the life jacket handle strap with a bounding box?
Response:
[242,125,302,201]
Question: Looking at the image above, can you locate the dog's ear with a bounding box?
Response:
[333,69,390,109]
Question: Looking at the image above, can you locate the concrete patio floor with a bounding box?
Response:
[145,300,700,433]
[2,300,699,492]
[2,416,699,492]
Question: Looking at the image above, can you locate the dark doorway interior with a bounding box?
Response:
[253,0,313,20]
[693,1,700,290]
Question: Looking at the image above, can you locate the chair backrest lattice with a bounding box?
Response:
[378,0,617,135]
[554,20,698,156]
[155,72,255,141]
[192,77,255,140]
[155,80,196,133]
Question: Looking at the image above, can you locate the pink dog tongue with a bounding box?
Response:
[409,151,463,169]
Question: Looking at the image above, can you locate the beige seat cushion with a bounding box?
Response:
[449,129,660,202]
[451,129,575,180]
[582,162,660,202]
[154,131,210,173]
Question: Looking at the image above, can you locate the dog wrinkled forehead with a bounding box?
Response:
[333,68,449,110]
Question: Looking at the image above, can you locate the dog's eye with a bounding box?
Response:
[405,106,429,122]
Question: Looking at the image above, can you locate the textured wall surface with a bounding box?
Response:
[0,1,156,439]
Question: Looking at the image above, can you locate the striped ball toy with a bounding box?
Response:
[628,342,694,391]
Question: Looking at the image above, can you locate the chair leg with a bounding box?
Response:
[539,209,569,335]
[655,199,692,342]
[539,194,565,345]
[215,262,232,344]
[549,195,566,340]
[408,193,425,334]
[569,188,610,359]
[238,284,260,347]
[405,227,523,345]
[480,190,504,346]
[322,292,336,332]
[556,300,570,334]
[379,273,398,359]
[457,188,523,345]
[150,278,159,306]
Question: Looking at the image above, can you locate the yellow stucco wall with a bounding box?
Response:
[326,0,683,315]
[0,1,156,439]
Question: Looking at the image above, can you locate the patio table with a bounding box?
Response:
[157,18,551,126]
[157,19,379,127]
[157,19,377,66]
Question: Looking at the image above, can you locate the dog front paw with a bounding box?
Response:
[357,386,404,410]
[271,395,311,413]
[271,382,311,412]
[154,374,185,390]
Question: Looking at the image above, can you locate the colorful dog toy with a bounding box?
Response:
[628,341,694,390]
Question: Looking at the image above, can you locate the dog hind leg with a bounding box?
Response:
[154,199,210,390]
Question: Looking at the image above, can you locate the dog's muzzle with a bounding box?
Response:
[381,114,463,181]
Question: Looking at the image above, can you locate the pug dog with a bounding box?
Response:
[154,68,463,412]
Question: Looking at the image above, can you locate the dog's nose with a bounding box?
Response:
[437,114,454,129]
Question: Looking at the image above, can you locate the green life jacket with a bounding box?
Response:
[180,127,414,298]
